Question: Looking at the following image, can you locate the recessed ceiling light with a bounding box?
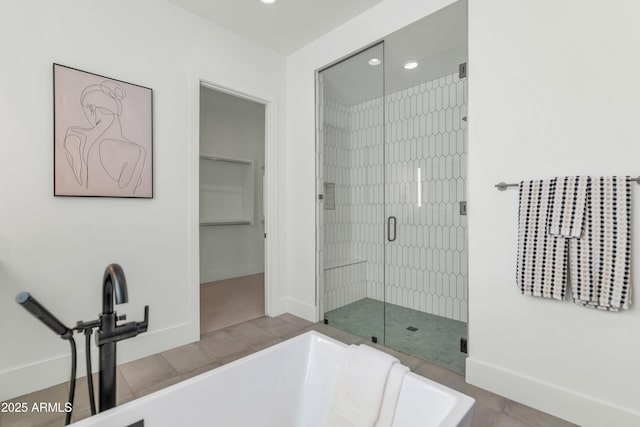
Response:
[404,61,419,70]
[260,0,277,4]
[368,58,381,66]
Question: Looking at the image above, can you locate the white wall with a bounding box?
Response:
[285,0,457,321]
[467,0,640,425]
[199,88,265,283]
[0,0,285,401]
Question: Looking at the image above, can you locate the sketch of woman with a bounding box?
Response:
[63,80,147,194]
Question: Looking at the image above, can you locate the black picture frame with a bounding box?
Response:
[53,63,153,198]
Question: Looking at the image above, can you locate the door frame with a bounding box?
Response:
[189,71,282,339]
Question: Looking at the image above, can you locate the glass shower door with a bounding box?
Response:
[319,43,386,342]
[382,7,468,372]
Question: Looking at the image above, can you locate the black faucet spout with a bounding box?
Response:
[99,263,129,413]
[102,264,128,314]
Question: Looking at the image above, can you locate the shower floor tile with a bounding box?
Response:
[325,298,467,373]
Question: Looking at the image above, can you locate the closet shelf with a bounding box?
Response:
[200,220,252,226]
[199,155,254,225]
[199,154,252,165]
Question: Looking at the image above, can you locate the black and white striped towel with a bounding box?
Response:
[571,176,632,311]
[547,176,591,238]
[517,179,568,300]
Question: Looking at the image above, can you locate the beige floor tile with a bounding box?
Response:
[119,354,179,394]
[471,403,501,427]
[279,325,316,341]
[3,419,65,427]
[199,329,253,359]
[277,313,314,328]
[219,346,262,365]
[463,386,509,416]
[117,393,135,406]
[250,316,304,337]
[70,409,91,425]
[494,413,532,427]
[71,407,92,424]
[200,274,265,334]
[180,361,223,381]
[223,322,278,347]
[160,342,214,374]
[68,390,133,424]
[69,369,131,415]
[0,383,68,427]
[250,336,283,353]
[504,401,578,427]
[133,376,183,399]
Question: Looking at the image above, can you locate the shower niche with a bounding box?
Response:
[316,1,468,373]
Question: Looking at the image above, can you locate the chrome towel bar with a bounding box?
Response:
[495,177,640,191]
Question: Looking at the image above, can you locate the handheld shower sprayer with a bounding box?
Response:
[16,292,77,425]
[16,292,73,339]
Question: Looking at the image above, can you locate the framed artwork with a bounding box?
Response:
[53,64,153,198]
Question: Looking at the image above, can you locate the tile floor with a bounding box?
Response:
[200,273,265,334]
[325,298,468,373]
[0,314,578,427]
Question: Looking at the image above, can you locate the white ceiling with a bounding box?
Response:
[322,0,467,106]
[167,0,384,54]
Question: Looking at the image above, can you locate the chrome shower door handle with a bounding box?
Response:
[387,216,397,242]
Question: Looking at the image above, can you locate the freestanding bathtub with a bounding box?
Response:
[71,331,474,427]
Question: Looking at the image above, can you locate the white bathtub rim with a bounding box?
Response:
[70,330,475,426]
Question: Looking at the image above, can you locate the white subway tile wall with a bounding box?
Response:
[321,72,468,322]
[323,99,353,262]
[324,262,367,312]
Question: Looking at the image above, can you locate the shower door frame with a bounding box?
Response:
[314,41,470,354]
[314,41,386,324]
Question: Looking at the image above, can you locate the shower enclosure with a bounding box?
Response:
[316,1,468,373]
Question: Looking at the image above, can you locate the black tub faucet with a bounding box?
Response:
[103,264,128,314]
[16,263,149,420]
[97,263,149,412]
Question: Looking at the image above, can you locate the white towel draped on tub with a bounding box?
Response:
[323,344,408,427]
[517,179,569,299]
[375,363,409,427]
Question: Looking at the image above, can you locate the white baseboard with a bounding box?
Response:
[200,263,264,283]
[284,298,317,323]
[466,358,640,427]
[0,322,197,402]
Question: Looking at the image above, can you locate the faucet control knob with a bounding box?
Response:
[117,314,127,321]
[95,306,149,347]
[136,306,149,333]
